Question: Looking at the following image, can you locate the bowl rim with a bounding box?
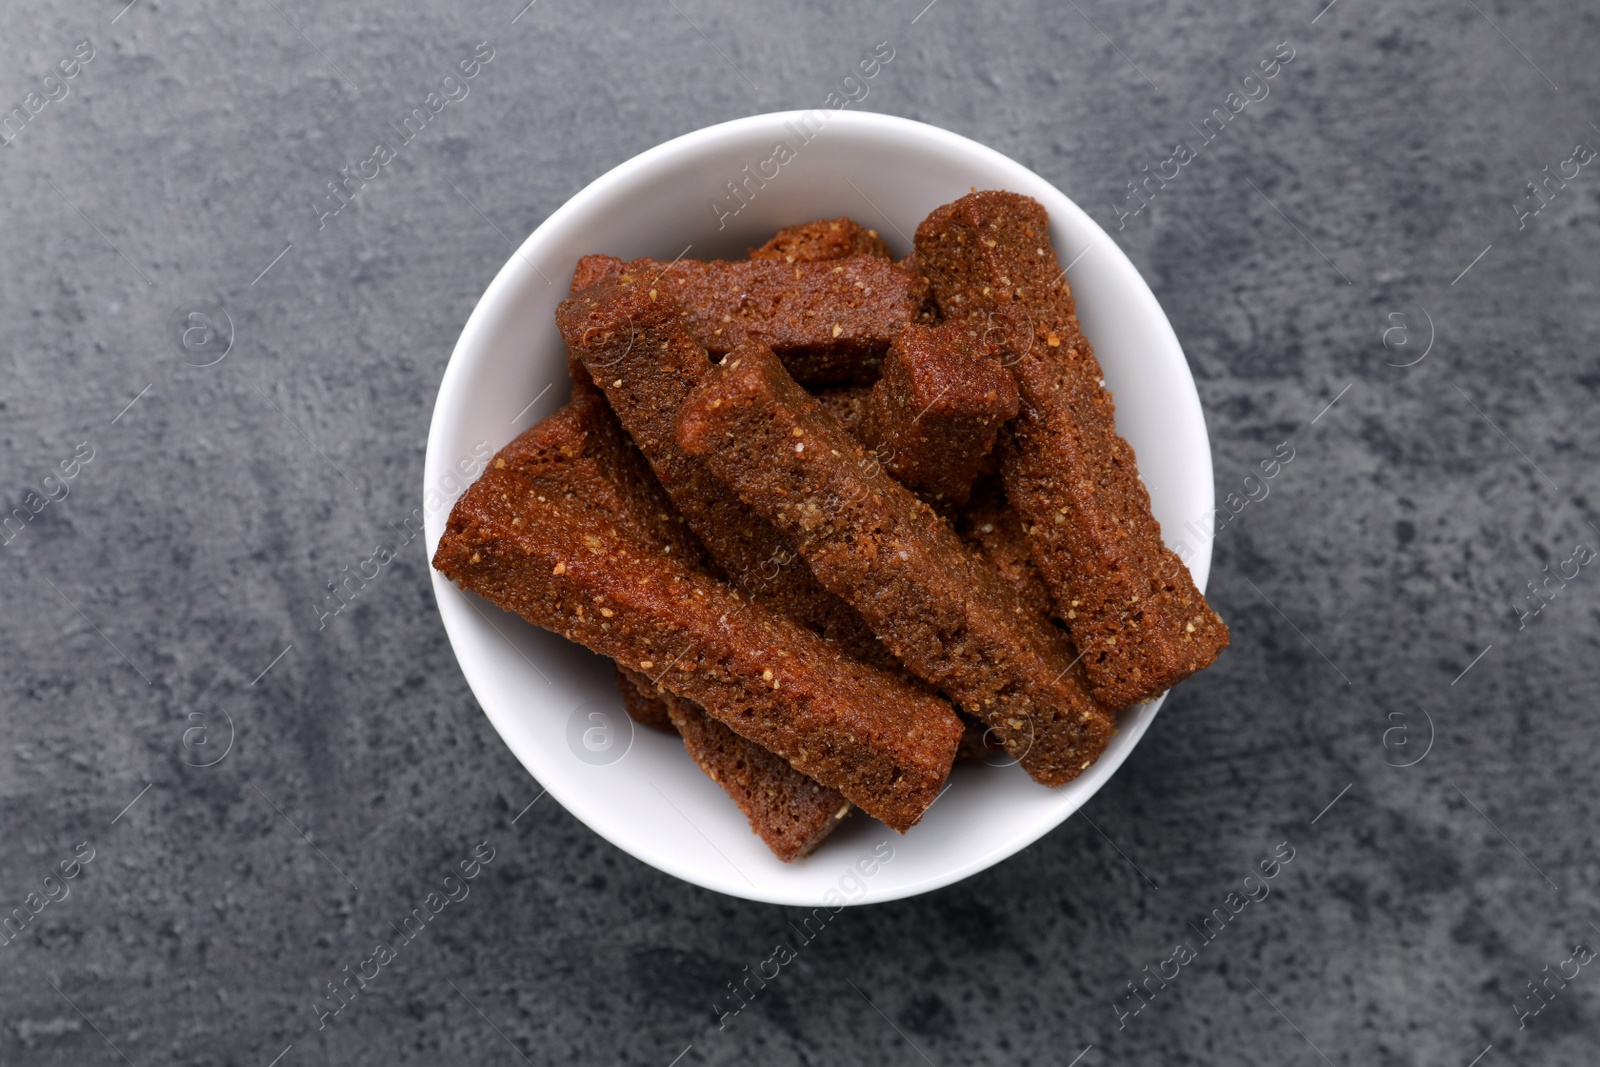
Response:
[424,108,1213,905]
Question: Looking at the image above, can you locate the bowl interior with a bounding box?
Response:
[425,111,1213,905]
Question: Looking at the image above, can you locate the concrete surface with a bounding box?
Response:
[1,0,1597,1063]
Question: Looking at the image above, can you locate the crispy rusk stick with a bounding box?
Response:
[569,257,623,397]
[957,712,1005,763]
[958,476,1055,618]
[567,344,601,398]
[432,401,962,831]
[616,665,676,732]
[571,255,615,292]
[913,191,1228,706]
[834,410,1066,682]
[750,217,890,262]
[616,666,852,861]
[676,343,1115,787]
[811,383,874,439]
[568,253,926,384]
[667,695,852,861]
[863,322,1019,512]
[555,280,888,661]
[810,326,1018,514]
[516,393,713,572]
[958,479,1064,766]
[587,394,860,855]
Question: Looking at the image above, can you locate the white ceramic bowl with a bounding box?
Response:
[425,111,1214,906]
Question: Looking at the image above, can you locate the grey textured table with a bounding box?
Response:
[2,1,1597,1064]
